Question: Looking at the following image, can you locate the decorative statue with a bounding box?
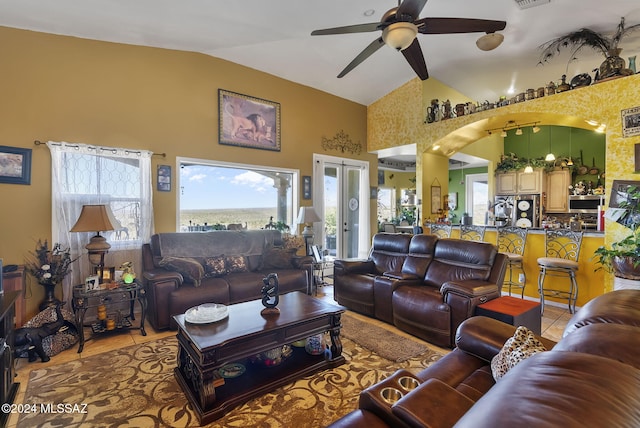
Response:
[260,273,280,315]
[426,99,440,123]
[14,302,76,362]
[120,261,136,284]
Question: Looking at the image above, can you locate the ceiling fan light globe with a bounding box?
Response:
[476,32,504,51]
[382,22,418,51]
[545,153,556,161]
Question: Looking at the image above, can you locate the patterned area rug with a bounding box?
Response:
[19,321,443,427]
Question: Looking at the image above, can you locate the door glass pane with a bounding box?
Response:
[323,166,338,256]
[345,167,360,258]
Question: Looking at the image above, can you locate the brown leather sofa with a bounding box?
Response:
[328,289,640,428]
[334,233,508,347]
[142,230,310,330]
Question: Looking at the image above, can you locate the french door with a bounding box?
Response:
[313,154,370,259]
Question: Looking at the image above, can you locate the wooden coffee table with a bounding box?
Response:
[173,291,346,424]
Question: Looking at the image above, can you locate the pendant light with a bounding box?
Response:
[545,126,555,162]
[567,128,574,166]
[524,127,534,173]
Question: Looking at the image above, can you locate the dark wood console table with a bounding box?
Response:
[173,291,345,424]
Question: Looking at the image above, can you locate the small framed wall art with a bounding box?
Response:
[302,176,312,199]
[219,89,281,151]
[157,165,171,192]
[0,145,32,185]
[622,106,640,138]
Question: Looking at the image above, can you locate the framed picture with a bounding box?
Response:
[370,186,378,199]
[302,176,312,199]
[93,266,116,282]
[218,89,281,151]
[622,106,640,138]
[84,275,100,292]
[157,165,171,192]
[378,170,385,185]
[431,186,442,213]
[311,245,322,263]
[0,145,32,185]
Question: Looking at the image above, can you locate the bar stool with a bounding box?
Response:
[427,223,451,238]
[460,224,486,242]
[497,226,528,298]
[537,229,583,314]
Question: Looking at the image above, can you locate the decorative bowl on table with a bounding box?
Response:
[185,303,228,324]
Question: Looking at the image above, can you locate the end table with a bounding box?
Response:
[72,281,147,352]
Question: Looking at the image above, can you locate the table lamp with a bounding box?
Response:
[70,204,118,283]
[296,206,321,255]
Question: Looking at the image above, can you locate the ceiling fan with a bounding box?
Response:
[311,0,506,80]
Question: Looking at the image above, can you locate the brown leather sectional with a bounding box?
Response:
[328,289,640,428]
[334,233,508,347]
[141,230,310,330]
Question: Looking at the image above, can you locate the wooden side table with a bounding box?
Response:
[475,296,541,335]
[72,282,147,352]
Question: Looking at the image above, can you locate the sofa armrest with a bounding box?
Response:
[334,259,375,275]
[292,255,314,269]
[143,268,183,285]
[455,316,557,363]
[391,378,475,428]
[441,279,498,298]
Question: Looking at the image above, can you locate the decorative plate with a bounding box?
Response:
[219,363,246,378]
[516,218,532,228]
[185,303,228,324]
[517,200,530,211]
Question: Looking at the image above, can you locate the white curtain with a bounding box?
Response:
[48,141,154,300]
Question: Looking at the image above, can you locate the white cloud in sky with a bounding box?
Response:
[231,171,272,193]
[188,173,207,182]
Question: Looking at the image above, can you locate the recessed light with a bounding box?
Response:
[364,9,375,17]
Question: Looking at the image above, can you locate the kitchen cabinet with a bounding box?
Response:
[546,170,571,213]
[496,169,544,195]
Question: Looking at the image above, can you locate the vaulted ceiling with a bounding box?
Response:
[1,0,639,107]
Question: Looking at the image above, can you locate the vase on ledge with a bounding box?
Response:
[39,282,62,311]
[598,48,625,80]
[629,55,637,74]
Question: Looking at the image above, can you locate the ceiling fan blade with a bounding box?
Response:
[337,37,386,78]
[401,38,429,80]
[396,0,429,21]
[311,22,381,36]
[415,17,506,34]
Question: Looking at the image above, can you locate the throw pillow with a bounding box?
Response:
[204,256,227,277]
[159,257,205,287]
[491,325,547,381]
[262,246,297,270]
[225,255,249,273]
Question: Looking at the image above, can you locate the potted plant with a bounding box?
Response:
[594,185,640,281]
[539,17,640,81]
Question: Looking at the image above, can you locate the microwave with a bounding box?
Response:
[568,195,604,214]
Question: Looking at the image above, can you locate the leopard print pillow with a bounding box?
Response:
[491,325,547,381]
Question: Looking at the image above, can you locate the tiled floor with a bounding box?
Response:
[6,285,571,427]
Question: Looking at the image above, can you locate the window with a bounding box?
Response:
[48,142,153,299]
[178,158,298,232]
[377,188,395,223]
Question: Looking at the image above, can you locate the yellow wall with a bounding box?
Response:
[369,72,640,304]
[0,26,374,320]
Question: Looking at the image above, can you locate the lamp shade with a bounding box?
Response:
[382,22,418,51]
[296,206,321,225]
[70,204,119,233]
